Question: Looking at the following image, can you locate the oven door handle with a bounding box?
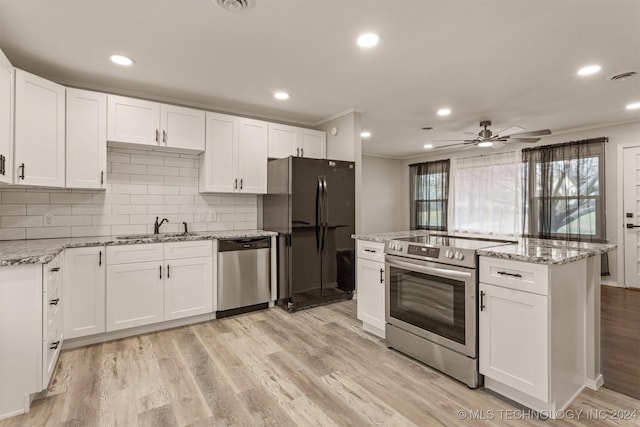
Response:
[386,258,472,280]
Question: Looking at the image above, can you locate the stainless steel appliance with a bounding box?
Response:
[217,237,271,318]
[384,234,513,388]
[263,157,355,311]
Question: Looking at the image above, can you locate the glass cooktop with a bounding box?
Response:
[395,235,516,250]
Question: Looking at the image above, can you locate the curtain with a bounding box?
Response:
[453,151,523,236]
[410,159,450,230]
[522,137,609,274]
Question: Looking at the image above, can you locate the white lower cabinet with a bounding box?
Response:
[355,240,386,338]
[164,257,213,320]
[106,241,213,332]
[64,247,106,338]
[479,256,587,416]
[107,261,164,331]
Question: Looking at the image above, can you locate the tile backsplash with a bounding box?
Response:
[0,146,258,240]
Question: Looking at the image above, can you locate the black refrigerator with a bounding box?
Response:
[263,156,355,311]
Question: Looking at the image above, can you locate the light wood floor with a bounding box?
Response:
[602,286,640,400]
[2,300,639,427]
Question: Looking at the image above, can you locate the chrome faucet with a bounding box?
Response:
[154,217,169,234]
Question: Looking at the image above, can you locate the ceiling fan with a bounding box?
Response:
[433,120,552,150]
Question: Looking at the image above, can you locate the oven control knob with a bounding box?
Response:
[445,249,454,259]
[455,251,464,260]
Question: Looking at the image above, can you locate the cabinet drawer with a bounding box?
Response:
[480,257,548,296]
[107,243,163,264]
[43,255,61,293]
[164,240,212,260]
[42,307,63,389]
[356,240,385,263]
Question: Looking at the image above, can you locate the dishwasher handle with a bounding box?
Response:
[218,237,271,252]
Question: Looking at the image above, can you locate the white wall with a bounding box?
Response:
[360,155,404,233]
[398,120,640,285]
[0,145,257,240]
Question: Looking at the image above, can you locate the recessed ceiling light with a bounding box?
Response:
[437,108,451,116]
[577,65,601,76]
[423,144,433,149]
[274,91,290,100]
[357,33,379,48]
[110,54,133,66]
[478,141,493,148]
[360,131,371,138]
[626,102,640,110]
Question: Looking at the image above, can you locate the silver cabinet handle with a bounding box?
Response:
[480,290,486,311]
[19,163,25,180]
[163,130,167,143]
[155,129,159,143]
[100,170,104,185]
[234,178,238,189]
[240,178,243,190]
[0,154,5,175]
[167,264,170,278]
[379,268,384,284]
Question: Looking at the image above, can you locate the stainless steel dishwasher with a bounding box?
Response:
[217,237,271,317]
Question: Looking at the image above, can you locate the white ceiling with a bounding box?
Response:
[1,0,639,158]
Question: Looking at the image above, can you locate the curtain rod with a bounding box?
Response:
[408,158,450,167]
[521,136,608,153]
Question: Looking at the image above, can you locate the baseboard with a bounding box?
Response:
[586,374,604,391]
[600,281,621,288]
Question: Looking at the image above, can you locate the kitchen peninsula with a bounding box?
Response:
[353,231,616,417]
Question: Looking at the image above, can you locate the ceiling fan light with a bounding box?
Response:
[423,144,433,149]
[577,64,601,76]
[626,102,640,110]
[437,108,451,116]
[478,141,493,148]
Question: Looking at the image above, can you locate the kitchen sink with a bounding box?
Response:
[116,232,199,240]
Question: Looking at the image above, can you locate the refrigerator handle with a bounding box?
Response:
[315,176,322,253]
[321,175,328,253]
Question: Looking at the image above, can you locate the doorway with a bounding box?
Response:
[622,146,640,289]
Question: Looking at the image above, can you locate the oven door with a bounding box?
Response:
[385,254,476,357]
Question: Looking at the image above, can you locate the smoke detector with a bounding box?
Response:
[216,0,254,12]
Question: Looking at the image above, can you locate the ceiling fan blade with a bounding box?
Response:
[463,131,479,136]
[507,137,541,143]
[432,142,476,150]
[493,125,524,138]
[432,139,472,142]
[510,129,551,137]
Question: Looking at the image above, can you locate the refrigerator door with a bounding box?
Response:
[289,157,324,304]
[321,160,356,294]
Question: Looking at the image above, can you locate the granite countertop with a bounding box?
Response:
[352,231,616,265]
[0,230,277,267]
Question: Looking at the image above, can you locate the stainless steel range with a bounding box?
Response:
[384,234,514,388]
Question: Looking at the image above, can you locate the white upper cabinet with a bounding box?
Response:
[160,104,205,151]
[0,49,14,184]
[14,69,65,187]
[267,123,326,159]
[199,112,267,194]
[66,89,107,189]
[107,95,204,151]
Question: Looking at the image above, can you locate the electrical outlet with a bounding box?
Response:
[209,210,217,222]
[44,213,53,226]
[197,210,206,222]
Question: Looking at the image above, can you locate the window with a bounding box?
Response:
[410,159,450,230]
[522,137,606,242]
[453,152,523,236]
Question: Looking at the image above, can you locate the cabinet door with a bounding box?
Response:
[14,69,65,187]
[164,256,213,320]
[64,247,106,339]
[66,89,107,189]
[356,258,386,337]
[0,50,14,184]
[199,112,237,193]
[479,282,549,401]
[299,128,326,159]
[267,123,297,159]
[106,261,163,331]
[107,95,160,146]
[237,118,268,194]
[160,104,205,151]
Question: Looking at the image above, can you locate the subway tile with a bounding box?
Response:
[52,215,92,226]
[26,227,70,240]
[148,165,180,176]
[111,224,147,236]
[0,215,43,228]
[0,227,26,240]
[234,205,258,214]
[221,195,244,205]
[107,173,130,184]
[112,204,147,215]
[234,221,257,230]
[147,205,180,215]
[179,186,198,195]
[92,215,129,225]
[133,195,163,205]
[92,193,106,204]
[2,192,50,204]
[0,204,27,216]
[219,213,246,222]
[164,195,194,205]
[148,185,180,195]
[208,222,235,231]
[163,176,194,186]
[107,152,131,164]
[165,157,195,168]
[72,204,111,215]
[130,174,164,185]
[103,194,130,205]
[130,154,165,166]
[179,204,203,214]
[112,163,148,175]
[71,225,111,237]
[129,214,156,225]
[179,167,198,177]
[111,184,148,195]
[50,192,93,204]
